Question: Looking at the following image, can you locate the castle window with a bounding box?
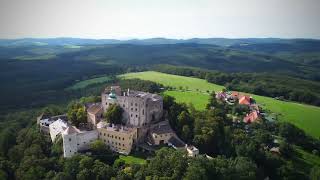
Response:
[135,108,137,111]
[69,138,71,141]
[104,139,106,142]
[123,104,125,108]
[77,144,79,146]
[135,103,137,106]
[123,137,125,140]
[142,109,144,115]
[123,144,125,146]
[136,115,138,118]
[104,133,106,136]
[131,114,133,117]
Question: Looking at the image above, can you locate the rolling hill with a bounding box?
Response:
[120,71,320,138]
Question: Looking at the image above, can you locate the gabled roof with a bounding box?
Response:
[87,103,102,115]
[239,96,251,105]
[168,136,185,148]
[151,123,174,135]
[243,111,259,123]
[63,126,80,135]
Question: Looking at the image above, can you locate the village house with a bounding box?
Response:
[243,110,260,123]
[186,145,199,157]
[239,95,252,105]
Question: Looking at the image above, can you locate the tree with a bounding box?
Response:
[182,125,192,142]
[104,104,123,125]
[310,166,320,180]
[90,140,107,154]
[67,102,87,127]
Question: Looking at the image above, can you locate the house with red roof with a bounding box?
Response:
[243,110,260,123]
[239,96,251,105]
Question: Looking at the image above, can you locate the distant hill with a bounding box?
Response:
[0,42,319,80]
[56,43,319,80]
[1,37,319,46]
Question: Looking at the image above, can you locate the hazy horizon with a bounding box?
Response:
[0,0,319,39]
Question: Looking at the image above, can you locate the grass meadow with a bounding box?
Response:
[120,71,320,138]
[68,76,112,90]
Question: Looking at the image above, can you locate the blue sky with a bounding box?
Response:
[0,0,319,39]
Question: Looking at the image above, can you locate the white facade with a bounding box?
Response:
[186,145,199,157]
[62,127,98,158]
[49,119,68,142]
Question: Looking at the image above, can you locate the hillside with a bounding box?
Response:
[120,71,320,138]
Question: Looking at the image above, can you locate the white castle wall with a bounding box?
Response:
[62,130,98,158]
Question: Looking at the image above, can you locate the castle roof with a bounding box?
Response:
[87,103,102,115]
[168,136,185,148]
[151,123,174,135]
[62,126,80,135]
[125,90,161,101]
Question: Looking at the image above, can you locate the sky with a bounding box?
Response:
[0,0,319,39]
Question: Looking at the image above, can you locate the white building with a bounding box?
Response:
[186,145,199,157]
[62,126,98,158]
[49,119,69,142]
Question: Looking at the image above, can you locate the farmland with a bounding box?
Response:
[67,76,112,90]
[120,71,320,138]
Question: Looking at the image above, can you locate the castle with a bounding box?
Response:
[38,86,198,158]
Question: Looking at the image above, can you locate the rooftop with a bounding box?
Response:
[168,136,185,148]
[87,103,102,115]
[150,123,174,135]
[126,90,162,101]
[97,121,136,133]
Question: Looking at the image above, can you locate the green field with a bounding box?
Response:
[68,76,112,90]
[120,71,320,138]
[164,91,210,110]
[119,71,224,92]
[119,155,146,165]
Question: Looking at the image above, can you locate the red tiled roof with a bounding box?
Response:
[243,111,259,123]
[239,96,251,105]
